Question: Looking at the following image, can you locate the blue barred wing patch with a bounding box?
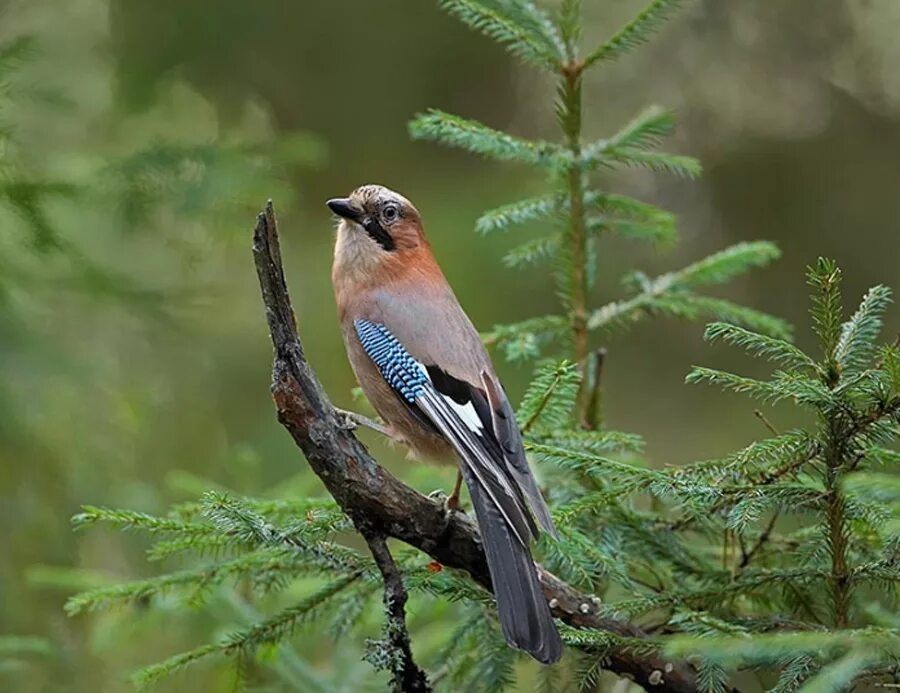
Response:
[354,319,428,403]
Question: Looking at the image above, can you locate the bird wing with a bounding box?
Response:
[353,318,562,663]
[355,284,558,534]
[479,370,558,538]
[353,319,536,545]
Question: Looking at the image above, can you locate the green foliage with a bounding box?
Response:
[437,0,563,70]
[662,259,899,687]
[0,635,55,674]
[584,105,702,179]
[475,193,563,235]
[410,109,559,167]
[484,314,569,361]
[809,257,845,371]
[61,1,899,691]
[518,261,896,691]
[69,254,899,690]
[583,0,684,67]
[583,241,790,342]
[101,136,323,232]
[835,284,893,376]
[0,36,76,253]
[516,359,580,434]
[411,3,785,364]
[703,322,816,371]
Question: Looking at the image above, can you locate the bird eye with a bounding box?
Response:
[381,203,400,224]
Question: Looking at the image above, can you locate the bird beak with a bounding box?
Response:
[326,198,363,223]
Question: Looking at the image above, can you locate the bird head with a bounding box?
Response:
[328,185,433,288]
[327,184,424,252]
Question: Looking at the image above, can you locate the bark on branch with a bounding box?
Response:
[363,531,432,692]
[251,201,698,693]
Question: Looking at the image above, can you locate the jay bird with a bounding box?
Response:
[327,184,563,664]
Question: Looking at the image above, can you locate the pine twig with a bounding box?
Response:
[738,511,779,569]
[362,532,431,692]
[251,201,700,693]
[754,409,780,436]
[521,365,570,435]
[585,347,608,431]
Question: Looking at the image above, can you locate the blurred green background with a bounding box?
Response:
[1,0,898,690]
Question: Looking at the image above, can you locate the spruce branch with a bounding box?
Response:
[835,285,893,376]
[665,629,900,668]
[605,105,678,151]
[584,0,684,68]
[808,258,844,379]
[503,234,560,268]
[673,241,782,288]
[738,510,780,569]
[606,149,702,179]
[586,189,674,223]
[586,243,788,339]
[588,214,676,245]
[703,323,816,372]
[64,548,318,615]
[437,0,563,70]
[409,109,560,167]
[582,107,701,179]
[680,258,899,671]
[72,505,214,536]
[824,425,851,630]
[585,190,677,245]
[362,532,432,692]
[475,193,563,234]
[131,573,363,687]
[483,314,569,361]
[251,201,699,692]
[224,572,365,652]
[517,359,580,435]
[557,0,582,59]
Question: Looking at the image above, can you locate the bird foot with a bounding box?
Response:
[334,408,390,436]
[335,411,357,431]
[429,489,465,523]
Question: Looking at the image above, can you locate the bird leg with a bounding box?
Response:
[335,408,390,437]
[447,470,463,511]
[428,471,465,522]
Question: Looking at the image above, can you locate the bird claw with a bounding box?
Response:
[335,412,357,431]
[334,408,390,437]
[429,490,465,527]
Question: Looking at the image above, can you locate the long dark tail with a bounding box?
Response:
[462,467,563,664]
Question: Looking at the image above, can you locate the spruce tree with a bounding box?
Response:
[410,0,787,427]
[65,2,899,691]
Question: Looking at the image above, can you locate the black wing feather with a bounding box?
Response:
[480,371,558,538]
[415,387,536,545]
[462,464,563,664]
[426,366,556,539]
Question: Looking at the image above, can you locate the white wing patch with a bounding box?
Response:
[446,400,484,432]
[420,366,484,433]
